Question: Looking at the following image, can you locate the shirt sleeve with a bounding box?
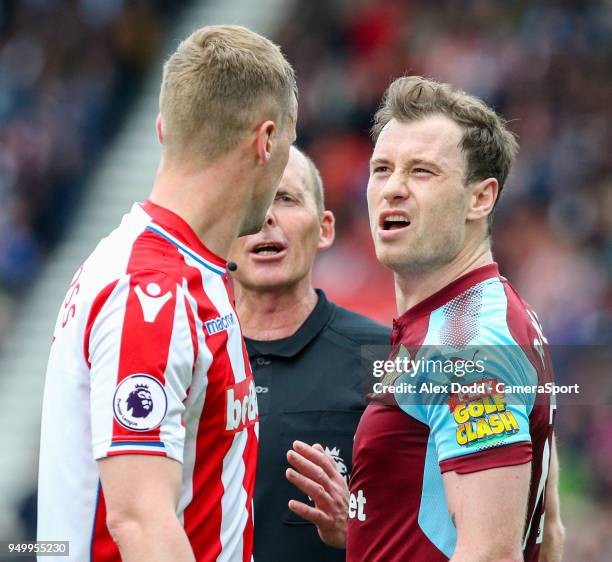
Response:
[87,269,196,463]
[420,346,535,474]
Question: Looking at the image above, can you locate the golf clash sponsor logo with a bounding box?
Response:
[113,374,168,431]
[447,377,520,448]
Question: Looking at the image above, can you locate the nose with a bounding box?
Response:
[381,170,409,203]
[264,206,277,226]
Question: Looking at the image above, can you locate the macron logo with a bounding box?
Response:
[205,313,236,336]
[134,283,173,323]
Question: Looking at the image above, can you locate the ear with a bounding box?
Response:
[156,113,163,144]
[467,178,499,222]
[254,120,276,164]
[317,210,335,251]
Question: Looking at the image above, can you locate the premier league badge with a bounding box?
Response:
[113,374,167,431]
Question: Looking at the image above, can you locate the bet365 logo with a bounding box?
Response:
[225,379,259,432]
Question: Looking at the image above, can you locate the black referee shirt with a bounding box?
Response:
[246,289,390,562]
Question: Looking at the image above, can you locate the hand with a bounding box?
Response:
[286,440,349,549]
[539,515,565,562]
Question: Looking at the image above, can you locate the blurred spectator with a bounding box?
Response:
[277,0,611,346]
[0,0,188,346]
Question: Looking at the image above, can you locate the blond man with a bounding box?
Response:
[37,25,296,562]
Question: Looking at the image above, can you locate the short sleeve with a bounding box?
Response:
[440,345,535,473]
[401,344,536,474]
[87,270,196,463]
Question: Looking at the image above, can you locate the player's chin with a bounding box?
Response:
[249,271,294,291]
[376,247,415,273]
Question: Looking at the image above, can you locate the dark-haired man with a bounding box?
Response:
[286,76,564,562]
[228,146,389,562]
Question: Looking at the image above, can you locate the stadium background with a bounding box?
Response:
[0,0,609,559]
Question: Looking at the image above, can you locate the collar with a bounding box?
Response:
[393,263,501,329]
[141,199,226,269]
[245,289,334,358]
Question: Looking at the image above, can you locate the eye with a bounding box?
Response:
[413,167,432,175]
[373,165,391,174]
[276,193,294,203]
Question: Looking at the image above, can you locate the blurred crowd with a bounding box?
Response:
[278,0,612,346]
[0,0,186,343]
[1,0,610,557]
[278,0,612,559]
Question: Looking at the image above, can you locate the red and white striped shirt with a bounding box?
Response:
[38,200,258,562]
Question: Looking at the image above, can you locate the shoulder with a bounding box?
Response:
[326,301,391,347]
[432,275,539,347]
[471,275,545,348]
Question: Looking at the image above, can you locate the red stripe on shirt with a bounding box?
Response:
[90,483,120,561]
[242,423,257,562]
[110,268,177,444]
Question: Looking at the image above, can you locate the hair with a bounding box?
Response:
[372,76,519,216]
[159,25,297,162]
[301,151,325,215]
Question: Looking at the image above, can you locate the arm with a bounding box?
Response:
[88,270,194,560]
[286,441,349,548]
[444,462,531,562]
[98,455,195,562]
[539,437,565,562]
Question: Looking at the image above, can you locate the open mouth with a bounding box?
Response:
[381,214,411,231]
[252,242,286,256]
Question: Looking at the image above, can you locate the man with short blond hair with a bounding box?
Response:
[38,25,296,562]
[287,76,563,562]
[160,25,296,165]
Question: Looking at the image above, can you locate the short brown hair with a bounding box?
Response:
[160,25,296,162]
[372,76,518,207]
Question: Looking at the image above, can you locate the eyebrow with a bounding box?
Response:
[370,156,444,173]
[276,187,304,201]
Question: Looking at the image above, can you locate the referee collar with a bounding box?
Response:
[245,289,334,358]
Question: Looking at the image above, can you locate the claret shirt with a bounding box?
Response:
[38,200,258,562]
[347,264,555,562]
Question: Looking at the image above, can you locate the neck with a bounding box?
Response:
[235,277,318,341]
[394,240,493,315]
[149,152,252,259]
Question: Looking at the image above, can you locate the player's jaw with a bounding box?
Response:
[370,198,467,274]
[370,207,420,271]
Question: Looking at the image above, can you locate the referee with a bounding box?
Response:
[228,146,389,562]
